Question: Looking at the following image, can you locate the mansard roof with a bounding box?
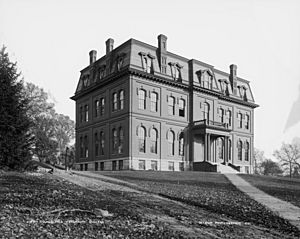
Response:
[71,35,258,108]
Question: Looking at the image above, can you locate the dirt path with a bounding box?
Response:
[52,169,295,239]
[225,173,300,230]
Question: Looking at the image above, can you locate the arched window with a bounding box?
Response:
[238,113,243,128]
[150,128,158,153]
[179,99,185,117]
[238,140,242,161]
[227,110,232,126]
[245,141,249,161]
[95,100,100,117]
[79,107,83,122]
[219,108,224,123]
[138,126,146,153]
[218,138,224,158]
[119,90,124,110]
[112,93,118,111]
[179,132,184,156]
[100,97,105,115]
[95,132,99,157]
[168,96,175,115]
[228,139,232,160]
[100,131,105,155]
[168,130,175,156]
[84,105,89,122]
[138,89,146,110]
[80,136,83,157]
[84,135,88,157]
[245,114,250,130]
[150,92,158,112]
[203,102,210,121]
[119,127,124,154]
[112,129,118,154]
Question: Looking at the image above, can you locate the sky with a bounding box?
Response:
[1,0,300,159]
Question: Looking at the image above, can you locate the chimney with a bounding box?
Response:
[157,34,168,74]
[106,38,114,54]
[158,34,167,52]
[229,64,237,95]
[89,50,97,65]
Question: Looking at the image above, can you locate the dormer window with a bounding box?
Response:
[238,85,248,101]
[83,75,90,88]
[196,70,213,89]
[219,79,229,95]
[169,62,183,81]
[116,53,126,71]
[98,65,106,80]
[139,52,154,74]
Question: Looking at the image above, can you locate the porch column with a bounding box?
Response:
[224,136,228,164]
[204,134,208,161]
[207,133,211,162]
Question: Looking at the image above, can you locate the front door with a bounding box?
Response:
[217,137,224,163]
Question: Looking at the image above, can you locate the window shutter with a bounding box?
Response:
[166,95,169,102]
[145,90,147,98]
[136,88,139,95]
[199,102,202,108]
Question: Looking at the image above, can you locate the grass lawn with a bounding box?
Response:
[239,174,300,208]
[99,171,300,237]
[0,172,181,238]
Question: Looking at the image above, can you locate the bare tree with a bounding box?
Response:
[253,148,266,174]
[273,141,300,178]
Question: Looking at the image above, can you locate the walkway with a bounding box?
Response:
[224,173,300,230]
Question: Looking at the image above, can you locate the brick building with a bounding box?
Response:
[71,34,258,173]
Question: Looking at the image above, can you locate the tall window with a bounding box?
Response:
[150,128,158,153]
[227,110,232,126]
[238,113,243,128]
[112,93,118,111]
[100,131,105,155]
[112,129,117,154]
[168,130,175,156]
[179,133,184,156]
[80,107,83,122]
[95,100,100,117]
[203,103,210,121]
[100,98,105,115]
[245,142,249,161]
[245,114,250,129]
[179,99,185,117]
[84,135,88,157]
[119,90,124,110]
[80,136,83,157]
[138,89,146,110]
[219,108,224,123]
[228,139,232,160]
[150,92,158,112]
[238,140,242,161]
[84,105,89,122]
[168,96,175,115]
[95,132,99,157]
[138,126,146,153]
[119,127,124,154]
